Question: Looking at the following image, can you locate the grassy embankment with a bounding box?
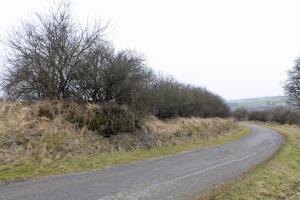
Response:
[195,123,300,200]
[0,101,250,181]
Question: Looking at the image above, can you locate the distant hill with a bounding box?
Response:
[228,96,289,111]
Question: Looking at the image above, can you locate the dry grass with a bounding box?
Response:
[0,101,242,181]
[144,116,238,145]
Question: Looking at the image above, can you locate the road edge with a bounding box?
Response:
[192,122,285,200]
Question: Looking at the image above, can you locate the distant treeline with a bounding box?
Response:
[233,107,300,124]
[0,2,230,119]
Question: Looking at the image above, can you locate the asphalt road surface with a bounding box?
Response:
[0,123,284,200]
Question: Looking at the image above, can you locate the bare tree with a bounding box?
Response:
[1,1,106,100]
[101,50,153,108]
[74,42,115,101]
[284,58,300,107]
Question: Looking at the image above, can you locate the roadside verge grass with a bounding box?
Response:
[194,123,300,200]
[0,126,250,182]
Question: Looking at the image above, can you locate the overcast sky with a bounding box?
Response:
[1,0,300,100]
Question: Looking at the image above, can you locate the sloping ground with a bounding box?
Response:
[196,123,300,200]
[0,124,282,200]
[228,96,288,111]
[0,101,240,181]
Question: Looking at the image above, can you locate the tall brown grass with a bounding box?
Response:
[0,101,238,166]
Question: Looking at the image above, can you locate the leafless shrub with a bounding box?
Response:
[233,107,248,121]
[148,75,231,119]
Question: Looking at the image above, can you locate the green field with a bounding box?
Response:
[228,96,288,110]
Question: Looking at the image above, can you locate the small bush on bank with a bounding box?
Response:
[86,103,136,137]
[34,101,136,137]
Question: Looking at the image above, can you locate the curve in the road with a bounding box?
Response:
[0,123,284,200]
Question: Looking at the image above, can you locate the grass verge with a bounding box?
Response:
[194,123,300,200]
[0,126,250,182]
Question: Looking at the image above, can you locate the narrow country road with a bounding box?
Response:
[0,123,284,200]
